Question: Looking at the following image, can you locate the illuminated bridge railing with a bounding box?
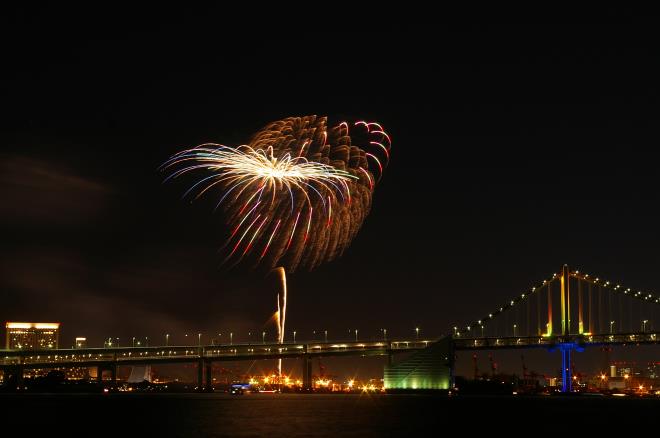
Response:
[0,339,430,368]
[453,332,660,350]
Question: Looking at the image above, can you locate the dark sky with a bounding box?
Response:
[3,8,660,375]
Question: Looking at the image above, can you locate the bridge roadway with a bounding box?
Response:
[0,339,429,369]
[453,331,660,350]
[2,332,657,370]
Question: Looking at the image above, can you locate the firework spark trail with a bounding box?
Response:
[275,267,287,378]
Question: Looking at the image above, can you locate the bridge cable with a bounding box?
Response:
[537,286,541,336]
[588,282,593,334]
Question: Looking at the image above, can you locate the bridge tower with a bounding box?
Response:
[561,264,570,336]
[559,264,582,392]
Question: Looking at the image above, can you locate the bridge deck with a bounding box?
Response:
[0,340,429,369]
[453,332,659,350]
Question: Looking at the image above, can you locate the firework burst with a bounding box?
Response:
[161,115,390,272]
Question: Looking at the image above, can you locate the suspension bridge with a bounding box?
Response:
[384,265,660,392]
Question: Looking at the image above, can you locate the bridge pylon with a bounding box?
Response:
[302,356,313,391]
[561,264,570,336]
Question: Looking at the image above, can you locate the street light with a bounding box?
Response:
[230,332,233,345]
[382,328,387,340]
[480,324,485,337]
[513,324,517,337]
[643,320,648,332]
[355,329,358,342]
[415,327,420,340]
[198,333,202,346]
[324,330,328,343]
[453,327,458,337]
[293,330,297,343]
[610,321,615,334]
[132,336,136,348]
[262,331,266,344]
[166,334,170,346]
[145,336,149,347]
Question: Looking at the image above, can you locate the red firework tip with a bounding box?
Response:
[243,216,269,256]
[370,141,390,160]
[359,167,374,190]
[354,120,369,131]
[231,201,261,239]
[365,153,383,178]
[370,129,391,146]
[286,211,301,251]
[304,208,313,242]
[230,214,262,257]
[260,220,282,259]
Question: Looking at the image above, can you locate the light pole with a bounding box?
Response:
[480,324,485,337]
[383,328,387,340]
[230,332,233,345]
[185,334,189,345]
[453,327,458,337]
[116,338,120,348]
[415,327,420,340]
[293,330,297,343]
[132,336,136,348]
[643,320,648,332]
[145,336,149,347]
[610,321,615,334]
[198,333,202,346]
[166,334,169,346]
[262,331,266,344]
[355,329,358,342]
[513,324,517,337]
[324,330,327,343]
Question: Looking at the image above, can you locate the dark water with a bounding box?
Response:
[1,393,658,436]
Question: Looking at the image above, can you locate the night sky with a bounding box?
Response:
[3,8,660,375]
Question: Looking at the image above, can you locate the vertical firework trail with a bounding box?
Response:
[275,267,287,378]
[161,116,390,379]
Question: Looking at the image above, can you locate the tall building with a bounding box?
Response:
[74,337,87,349]
[5,322,60,350]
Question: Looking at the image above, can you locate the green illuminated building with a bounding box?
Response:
[384,337,453,390]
